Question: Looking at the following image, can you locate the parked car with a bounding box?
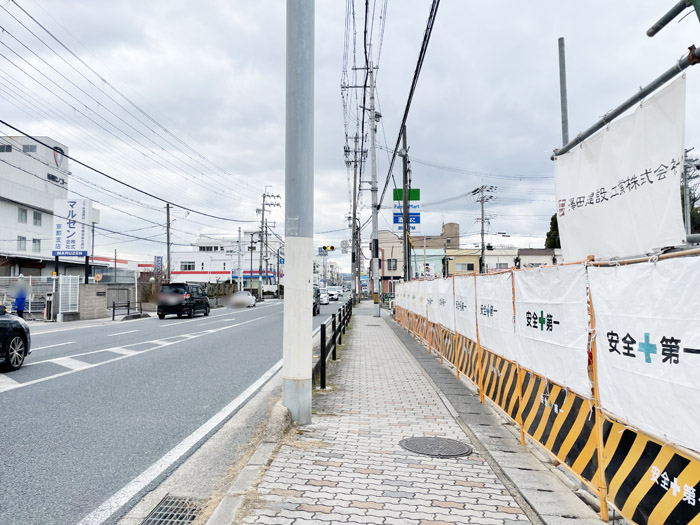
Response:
[313,286,320,316]
[157,283,210,319]
[319,288,329,305]
[231,290,257,308]
[0,304,31,371]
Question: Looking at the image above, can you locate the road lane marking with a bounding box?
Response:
[110,347,139,356]
[0,311,281,394]
[52,357,91,370]
[33,341,75,351]
[77,358,282,525]
[196,317,236,327]
[0,374,20,389]
[107,330,139,337]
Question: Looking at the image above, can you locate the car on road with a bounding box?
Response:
[319,288,329,305]
[157,283,210,319]
[231,290,257,308]
[313,286,320,316]
[328,288,339,301]
[0,304,31,371]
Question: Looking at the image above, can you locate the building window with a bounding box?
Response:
[455,262,475,272]
[0,145,11,153]
[23,145,36,153]
[223,262,226,270]
[201,262,205,270]
[32,239,41,252]
[18,207,27,224]
[496,263,509,270]
[387,259,397,271]
[17,236,26,251]
[33,211,42,226]
[180,261,195,271]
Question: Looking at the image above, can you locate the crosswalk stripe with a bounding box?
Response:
[52,357,91,370]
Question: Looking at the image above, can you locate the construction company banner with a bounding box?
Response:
[438,278,455,332]
[52,199,92,257]
[554,76,687,262]
[589,257,700,454]
[475,272,517,362]
[454,275,477,343]
[396,283,405,309]
[514,265,591,396]
[426,279,440,323]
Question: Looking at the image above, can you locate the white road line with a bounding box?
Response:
[0,374,20,389]
[196,317,236,327]
[110,347,138,356]
[0,312,281,394]
[107,330,139,337]
[33,341,75,351]
[77,359,282,525]
[52,357,90,371]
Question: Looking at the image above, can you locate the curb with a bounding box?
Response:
[119,312,151,321]
[205,401,292,525]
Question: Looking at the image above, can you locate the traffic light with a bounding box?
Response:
[322,246,335,252]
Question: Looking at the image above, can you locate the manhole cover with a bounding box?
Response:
[141,495,205,525]
[399,437,472,458]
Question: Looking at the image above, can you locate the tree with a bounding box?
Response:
[545,213,561,249]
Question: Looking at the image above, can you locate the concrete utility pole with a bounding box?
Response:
[258,188,281,300]
[166,203,171,282]
[351,133,359,304]
[249,233,255,293]
[558,37,569,146]
[283,0,314,425]
[475,185,496,273]
[237,226,242,292]
[369,63,380,317]
[401,127,410,282]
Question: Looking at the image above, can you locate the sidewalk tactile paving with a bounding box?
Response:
[243,309,531,524]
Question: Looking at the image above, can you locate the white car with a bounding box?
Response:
[319,288,330,305]
[328,289,339,301]
[231,291,256,308]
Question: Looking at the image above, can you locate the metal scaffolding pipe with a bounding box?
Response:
[647,0,692,37]
[553,45,700,158]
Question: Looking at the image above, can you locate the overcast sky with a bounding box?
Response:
[2,1,699,270]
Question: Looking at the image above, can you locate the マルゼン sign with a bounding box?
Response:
[52,199,92,257]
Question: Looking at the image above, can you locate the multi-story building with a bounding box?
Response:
[0,135,101,277]
[170,232,283,287]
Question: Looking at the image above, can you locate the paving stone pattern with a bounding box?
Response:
[243,308,530,524]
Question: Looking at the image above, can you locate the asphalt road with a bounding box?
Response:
[0,297,349,525]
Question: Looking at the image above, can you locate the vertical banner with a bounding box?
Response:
[438,278,455,332]
[589,257,700,454]
[554,77,687,261]
[514,265,591,396]
[475,272,517,362]
[454,275,477,343]
[52,199,93,256]
[426,279,440,324]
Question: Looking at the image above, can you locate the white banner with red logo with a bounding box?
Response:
[554,76,687,262]
[589,257,700,453]
[514,265,591,396]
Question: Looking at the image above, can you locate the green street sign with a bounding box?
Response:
[393,188,420,201]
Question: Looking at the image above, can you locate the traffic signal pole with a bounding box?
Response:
[283,0,314,425]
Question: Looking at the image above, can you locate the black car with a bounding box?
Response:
[313,286,320,316]
[157,283,210,319]
[0,305,31,371]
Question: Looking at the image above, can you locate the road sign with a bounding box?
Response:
[279,258,285,264]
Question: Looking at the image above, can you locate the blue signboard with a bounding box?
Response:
[393,213,420,224]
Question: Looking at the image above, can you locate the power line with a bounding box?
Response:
[378,0,442,208]
[0,119,257,223]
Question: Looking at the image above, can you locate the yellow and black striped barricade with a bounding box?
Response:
[441,328,455,365]
[482,349,520,423]
[453,334,480,386]
[519,370,600,490]
[602,417,700,525]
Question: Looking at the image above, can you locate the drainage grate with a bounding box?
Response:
[140,495,206,525]
[399,437,473,458]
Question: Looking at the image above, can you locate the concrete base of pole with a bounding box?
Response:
[283,378,312,425]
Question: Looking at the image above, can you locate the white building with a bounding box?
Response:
[171,232,283,286]
[0,135,101,277]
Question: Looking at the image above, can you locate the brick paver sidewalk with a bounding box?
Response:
[242,309,531,524]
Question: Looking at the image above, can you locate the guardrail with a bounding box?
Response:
[112,301,142,321]
[313,299,352,389]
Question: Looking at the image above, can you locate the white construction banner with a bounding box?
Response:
[438,278,455,332]
[589,257,700,453]
[554,76,687,262]
[475,272,517,362]
[426,279,440,323]
[416,280,427,317]
[514,265,591,396]
[454,275,477,342]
